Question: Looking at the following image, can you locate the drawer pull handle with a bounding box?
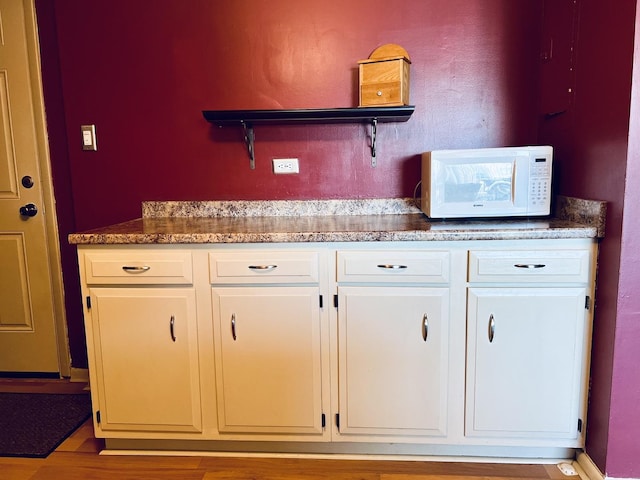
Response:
[422,313,429,342]
[377,264,408,270]
[248,264,278,271]
[170,315,176,342]
[122,265,151,273]
[488,314,495,343]
[231,313,237,341]
[514,263,546,269]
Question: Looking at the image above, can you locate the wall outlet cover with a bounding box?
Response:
[272,158,299,174]
[557,462,578,476]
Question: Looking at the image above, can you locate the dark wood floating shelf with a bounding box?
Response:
[202,106,415,125]
[202,106,415,168]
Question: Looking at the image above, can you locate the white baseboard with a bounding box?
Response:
[69,367,89,384]
[577,451,605,480]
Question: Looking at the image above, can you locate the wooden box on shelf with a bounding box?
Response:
[358,44,411,107]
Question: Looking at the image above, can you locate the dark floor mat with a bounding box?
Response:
[0,392,92,458]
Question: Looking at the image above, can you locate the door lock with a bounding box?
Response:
[21,176,34,188]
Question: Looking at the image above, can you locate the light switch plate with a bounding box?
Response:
[81,125,97,151]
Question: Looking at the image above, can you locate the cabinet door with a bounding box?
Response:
[337,286,449,438]
[89,288,202,433]
[212,286,324,435]
[466,287,587,440]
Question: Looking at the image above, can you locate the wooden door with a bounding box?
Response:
[0,0,63,374]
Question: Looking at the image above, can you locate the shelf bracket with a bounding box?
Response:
[241,121,256,169]
[370,118,378,167]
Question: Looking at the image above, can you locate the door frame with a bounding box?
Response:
[22,0,70,376]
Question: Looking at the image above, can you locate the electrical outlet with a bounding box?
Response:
[272,158,299,174]
[556,462,578,476]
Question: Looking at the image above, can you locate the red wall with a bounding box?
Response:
[44,0,542,232]
[605,4,640,477]
[538,1,640,478]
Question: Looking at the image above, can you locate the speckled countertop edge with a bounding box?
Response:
[554,195,607,238]
[68,195,606,245]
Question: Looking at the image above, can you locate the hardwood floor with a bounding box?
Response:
[0,379,582,480]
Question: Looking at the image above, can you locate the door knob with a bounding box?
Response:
[19,203,38,217]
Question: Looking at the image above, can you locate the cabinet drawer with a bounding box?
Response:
[337,251,449,283]
[83,251,193,285]
[468,250,591,283]
[360,82,403,106]
[209,251,319,284]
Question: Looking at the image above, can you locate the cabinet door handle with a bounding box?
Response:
[377,264,408,270]
[170,315,176,342]
[231,313,237,341]
[122,265,151,273]
[488,314,495,343]
[514,263,546,269]
[422,313,429,342]
[248,264,277,271]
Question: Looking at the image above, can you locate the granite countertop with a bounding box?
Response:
[68,196,606,245]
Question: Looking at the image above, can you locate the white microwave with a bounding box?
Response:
[420,146,553,219]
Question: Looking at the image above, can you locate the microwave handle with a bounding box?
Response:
[511,160,517,204]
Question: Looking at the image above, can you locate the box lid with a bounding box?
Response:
[358,43,411,64]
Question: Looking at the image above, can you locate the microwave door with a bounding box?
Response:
[431,158,528,217]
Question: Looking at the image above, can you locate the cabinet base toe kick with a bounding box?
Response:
[102,438,579,461]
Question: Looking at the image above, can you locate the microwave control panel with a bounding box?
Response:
[529,158,552,209]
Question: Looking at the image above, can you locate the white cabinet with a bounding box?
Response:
[209,250,328,439]
[212,286,324,435]
[88,288,202,433]
[335,250,451,441]
[466,288,587,440]
[81,250,203,436]
[337,286,449,438]
[465,248,594,446]
[76,238,597,456]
